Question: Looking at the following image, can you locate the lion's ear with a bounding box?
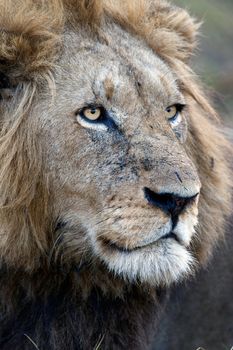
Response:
[141,2,200,63]
[112,0,200,64]
[149,1,200,62]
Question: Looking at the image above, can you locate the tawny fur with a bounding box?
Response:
[0,0,232,349]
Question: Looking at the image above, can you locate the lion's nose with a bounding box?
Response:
[144,187,198,222]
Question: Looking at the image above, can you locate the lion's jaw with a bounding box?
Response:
[77,185,199,286]
[53,179,200,286]
[42,27,201,287]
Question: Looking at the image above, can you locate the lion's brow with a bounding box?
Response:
[103,76,115,101]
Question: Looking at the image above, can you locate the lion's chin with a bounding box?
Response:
[93,237,196,286]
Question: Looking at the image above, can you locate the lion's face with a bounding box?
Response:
[39,28,201,286]
[0,0,231,292]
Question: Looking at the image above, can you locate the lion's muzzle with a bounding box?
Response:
[144,187,199,225]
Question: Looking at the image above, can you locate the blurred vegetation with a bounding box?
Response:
[174,0,233,125]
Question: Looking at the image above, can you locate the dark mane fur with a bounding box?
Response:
[0,265,168,349]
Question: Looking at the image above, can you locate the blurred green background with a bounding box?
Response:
[174,0,233,125]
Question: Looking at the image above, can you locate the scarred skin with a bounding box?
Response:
[0,0,232,349]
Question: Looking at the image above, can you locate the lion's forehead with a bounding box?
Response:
[57,26,181,112]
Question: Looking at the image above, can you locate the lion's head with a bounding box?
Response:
[0,0,231,289]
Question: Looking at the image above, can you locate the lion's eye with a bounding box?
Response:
[76,105,117,131]
[76,105,106,130]
[82,107,102,121]
[166,106,178,119]
[166,104,184,128]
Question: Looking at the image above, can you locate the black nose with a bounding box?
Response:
[144,187,198,222]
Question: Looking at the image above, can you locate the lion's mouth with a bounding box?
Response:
[101,231,182,253]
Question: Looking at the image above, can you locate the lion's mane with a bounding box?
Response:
[0,1,232,349]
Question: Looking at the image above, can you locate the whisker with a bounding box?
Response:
[24,334,40,350]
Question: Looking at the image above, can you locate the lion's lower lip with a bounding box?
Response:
[161,232,181,244]
[101,232,181,253]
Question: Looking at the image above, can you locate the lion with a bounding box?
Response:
[0,0,232,349]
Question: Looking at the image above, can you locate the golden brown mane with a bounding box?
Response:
[0,0,232,271]
[0,0,200,75]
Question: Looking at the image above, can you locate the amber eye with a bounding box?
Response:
[166,105,178,119]
[166,104,184,128]
[82,107,102,121]
[76,105,112,131]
